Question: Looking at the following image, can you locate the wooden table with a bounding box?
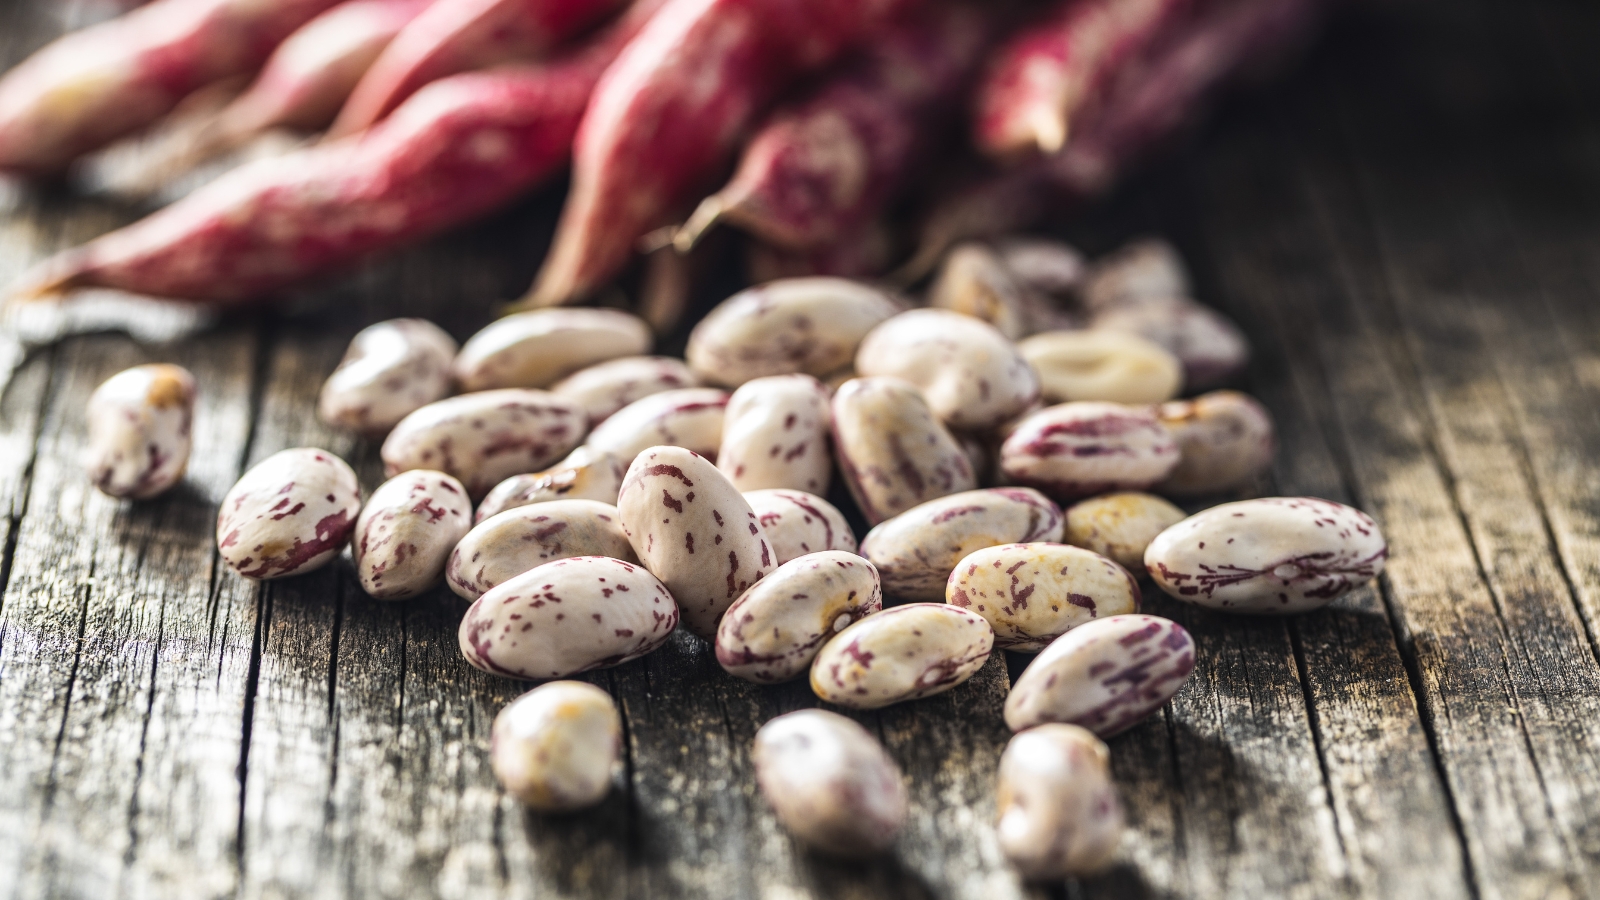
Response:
[4,1,1600,898]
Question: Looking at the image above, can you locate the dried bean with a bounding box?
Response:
[927,242,1043,340]
[381,389,584,498]
[946,542,1139,651]
[1004,614,1194,736]
[1091,295,1249,391]
[997,724,1123,879]
[744,489,857,564]
[551,355,698,426]
[831,377,977,525]
[492,681,621,812]
[84,363,195,499]
[475,446,626,522]
[993,236,1085,297]
[584,387,729,466]
[752,709,906,856]
[1080,238,1189,312]
[716,551,881,683]
[217,448,362,580]
[318,318,457,435]
[352,470,472,599]
[998,401,1179,502]
[860,488,1063,602]
[855,308,1040,431]
[453,308,653,391]
[717,374,832,494]
[1018,329,1182,405]
[1154,390,1274,496]
[1063,491,1185,571]
[447,499,637,601]
[810,603,993,709]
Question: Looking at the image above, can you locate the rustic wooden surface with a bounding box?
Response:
[5,0,1600,898]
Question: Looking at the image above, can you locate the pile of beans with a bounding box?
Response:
[87,236,1388,881]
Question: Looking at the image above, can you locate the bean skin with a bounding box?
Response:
[831,376,977,524]
[448,499,638,601]
[381,389,584,499]
[743,488,857,564]
[318,318,456,435]
[998,401,1179,502]
[945,542,1140,651]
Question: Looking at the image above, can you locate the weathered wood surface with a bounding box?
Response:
[4,0,1600,898]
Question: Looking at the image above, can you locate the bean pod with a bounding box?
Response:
[352,469,473,599]
[946,543,1140,651]
[217,448,362,580]
[381,389,584,498]
[860,488,1063,602]
[448,499,638,601]
[1005,614,1195,736]
[84,363,196,499]
[716,551,882,683]
[810,603,993,709]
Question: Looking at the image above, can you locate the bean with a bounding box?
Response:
[475,447,626,523]
[317,318,456,435]
[584,387,729,466]
[217,448,362,580]
[992,235,1085,297]
[1063,491,1186,571]
[831,376,977,524]
[1079,238,1189,311]
[1154,390,1275,496]
[381,389,584,499]
[860,488,1063,602]
[685,277,902,387]
[84,363,195,499]
[717,374,832,493]
[810,603,993,708]
[997,724,1123,879]
[716,551,882,683]
[946,542,1139,651]
[492,681,621,812]
[998,401,1179,502]
[352,470,472,600]
[551,355,699,426]
[616,445,774,638]
[752,709,907,856]
[927,242,1040,340]
[1017,329,1182,405]
[458,555,678,679]
[453,308,653,391]
[447,499,637,601]
[1145,496,1387,614]
[744,488,857,564]
[1092,295,1249,392]
[855,308,1040,431]
[1005,614,1194,736]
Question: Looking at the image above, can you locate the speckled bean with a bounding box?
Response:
[997,724,1123,879]
[927,242,1039,340]
[492,681,621,812]
[831,377,977,525]
[993,235,1085,297]
[752,710,907,857]
[616,446,774,639]
[810,603,993,709]
[84,363,195,499]
[447,499,638,601]
[1080,238,1189,311]
[1004,614,1195,736]
[317,319,457,435]
[946,543,1139,651]
[1144,497,1387,614]
[855,308,1040,431]
[458,556,678,680]
[584,388,729,466]
[1154,390,1275,497]
[1064,492,1186,572]
[999,402,1179,502]
[475,447,627,523]
[1092,296,1249,392]
[686,278,903,387]
[716,551,882,683]
[551,355,699,426]
[217,448,362,580]
[453,308,653,391]
[744,489,857,564]
[352,470,472,600]
[860,488,1063,602]
[1018,329,1182,405]
[717,374,832,494]
[380,389,584,499]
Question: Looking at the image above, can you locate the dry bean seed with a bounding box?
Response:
[860,488,1063,602]
[997,724,1123,879]
[84,363,195,499]
[716,551,882,683]
[753,710,907,856]
[810,603,993,709]
[946,543,1139,651]
[217,448,362,580]
[744,489,857,564]
[318,319,456,435]
[1080,238,1189,311]
[1018,329,1182,405]
[1092,295,1248,391]
[1155,390,1275,496]
[352,470,472,600]
[717,374,832,493]
[454,308,652,391]
[550,355,699,426]
[381,389,584,499]
[475,447,627,523]
[1063,492,1186,571]
[448,499,637,601]
[584,387,729,466]
[492,681,621,812]
[855,308,1040,431]
[1005,614,1195,736]
[999,402,1179,502]
[831,377,977,524]
[993,235,1085,297]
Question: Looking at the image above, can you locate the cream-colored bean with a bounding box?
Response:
[1080,238,1189,311]
[84,363,195,499]
[1018,329,1182,405]
[831,377,977,524]
[447,499,638,601]
[1092,295,1249,392]
[744,489,857,564]
[217,448,362,580]
[352,470,472,600]
[810,603,993,708]
[716,551,882,683]
[453,308,652,391]
[946,543,1139,651]
[860,488,1063,601]
[492,682,621,812]
[381,389,585,499]
[1063,492,1186,571]
[753,710,907,856]
[1155,390,1275,496]
[584,387,729,466]
[1005,614,1195,736]
[855,308,1040,431]
[997,724,1123,879]
[318,319,457,435]
[998,402,1179,502]
[475,447,627,523]
[686,278,902,387]
[717,374,832,494]
[550,355,699,426]
[927,242,1036,339]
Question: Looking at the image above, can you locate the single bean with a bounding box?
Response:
[217,448,362,580]
[84,363,195,499]
[686,277,902,387]
[855,308,1040,431]
[993,235,1085,297]
[717,374,832,494]
[752,709,907,856]
[475,446,626,523]
[860,488,1063,602]
[1080,238,1189,312]
[997,724,1123,879]
[381,389,584,499]
[1145,497,1387,614]
[946,542,1139,651]
[744,488,857,564]
[1092,295,1249,392]
[716,551,882,683]
[1063,491,1185,572]
[317,318,456,435]
[810,603,993,709]
[584,387,729,466]
[352,469,472,600]
[551,355,699,426]
[999,401,1179,502]
[927,242,1039,340]
[831,377,977,524]
[447,499,638,601]
[458,555,678,679]
[616,445,774,638]
[1018,329,1182,405]
[492,681,621,812]
[1154,390,1274,496]
[1005,614,1194,736]
[453,308,653,391]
